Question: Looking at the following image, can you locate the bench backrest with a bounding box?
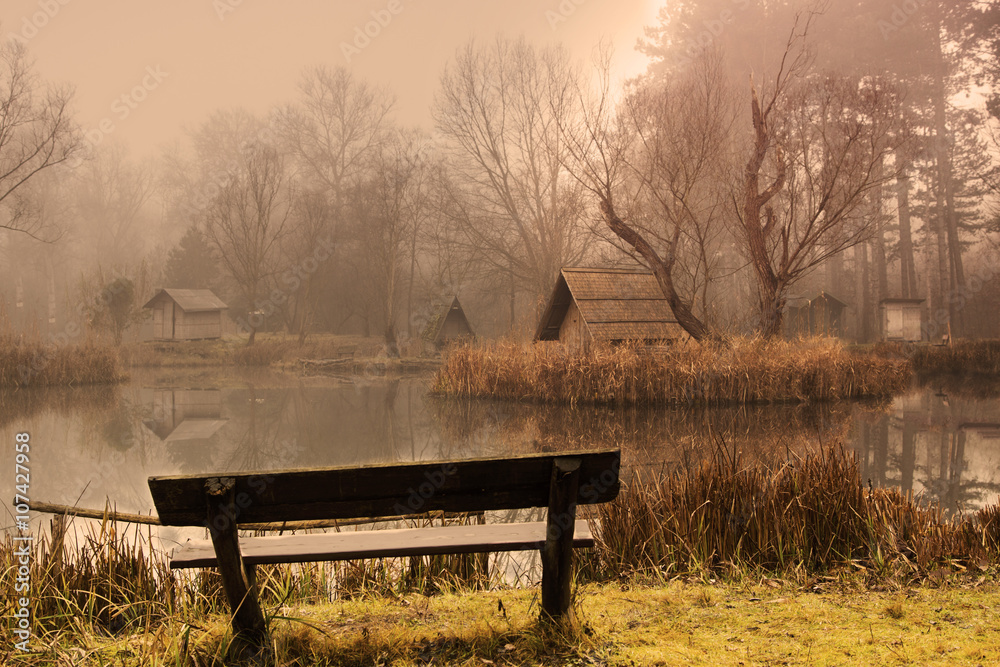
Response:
[149,449,620,527]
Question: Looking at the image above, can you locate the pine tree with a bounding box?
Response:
[163,225,220,290]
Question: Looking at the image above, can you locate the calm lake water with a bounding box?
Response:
[2,368,998,536]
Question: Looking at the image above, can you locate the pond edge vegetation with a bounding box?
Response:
[2,444,996,665]
[434,337,912,406]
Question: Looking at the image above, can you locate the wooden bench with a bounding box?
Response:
[148,449,620,647]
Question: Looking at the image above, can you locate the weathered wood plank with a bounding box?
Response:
[149,449,620,526]
[169,520,595,569]
[542,457,581,622]
[204,478,266,643]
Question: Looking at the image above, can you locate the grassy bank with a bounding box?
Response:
[434,338,911,406]
[875,338,1000,376]
[3,561,998,665]
[0,332,125,388]
[3,447,997,664]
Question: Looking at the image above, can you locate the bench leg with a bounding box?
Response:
[541,457,581,624]
[205,478,268,649]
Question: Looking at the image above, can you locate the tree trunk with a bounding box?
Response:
[873,159,888,309]
[384,324,400,358]
[600,200,712,341]
[756,277,785,339]
[930,0,965,335]
[296,275,312,347]
[932,208,949,336]
[741,86,787,340]
[894,161,918,299]
[854,243,873,342]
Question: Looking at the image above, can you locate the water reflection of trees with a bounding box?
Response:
[852,387,1000,512]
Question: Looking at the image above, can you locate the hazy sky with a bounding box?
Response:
[4,0,660,159]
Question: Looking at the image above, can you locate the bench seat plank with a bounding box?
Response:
[169,520,594,569]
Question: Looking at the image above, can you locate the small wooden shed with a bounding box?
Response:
[142,288,227,340]
[534,267,688,352]
[422,296,475,348]
[880,298,924,342]
[785,291,848,339]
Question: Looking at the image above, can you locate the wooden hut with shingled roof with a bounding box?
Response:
[142,288,227,340]
[534,268,688,352]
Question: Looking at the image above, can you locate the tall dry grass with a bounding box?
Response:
[593,444,1000,578]
[434,338,911,406]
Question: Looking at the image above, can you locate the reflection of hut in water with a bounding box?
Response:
[422,296,475,349]
[142,389,227,441]
[879,298,924,342]
[534,268,688,353]
[784,291,847,339]
[142,288,228,340]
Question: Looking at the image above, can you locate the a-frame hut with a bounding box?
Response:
[422,296,475,349]
[534,268,688,352]
[784,291,848,339]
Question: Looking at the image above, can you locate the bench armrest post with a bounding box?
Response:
[205,477,267,646]
[541,457,581,624]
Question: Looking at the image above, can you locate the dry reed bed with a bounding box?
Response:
[0,333,125,387]
[875,339,1000,375]
[435,338,911,406]
[594,444,1000,578]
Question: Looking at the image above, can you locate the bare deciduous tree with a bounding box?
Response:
[736,17,909,336]
[281,66,394,206]
[278,66,394,341]
[73,145,153,265]
[204,143,293,345]
[282,188,332,345]
[434,37,591,317]
[562,51,736,341]
[0,39,79,241]
[348,131,427,355]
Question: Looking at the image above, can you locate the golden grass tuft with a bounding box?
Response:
[434,337,911,406]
